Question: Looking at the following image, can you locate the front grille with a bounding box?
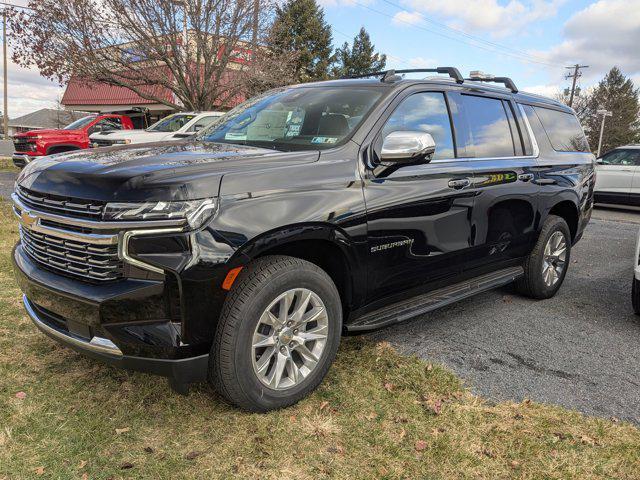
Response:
[20,226,123,282]
[13,138,34,152]
[91,139,114,147]
[16,186,105,220]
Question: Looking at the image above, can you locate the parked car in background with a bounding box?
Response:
[633,228,640,315]
[11,68,595,412]
[594,145,640,206]
[89,111,224,147]
[12,114,135,168]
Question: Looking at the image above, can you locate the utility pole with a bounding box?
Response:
[596,108,613,157]
[565,64,589,108]
[3,9,8,140]
[251,0,259,61]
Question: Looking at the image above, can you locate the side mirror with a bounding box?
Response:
[380,131,436,163]
[193,124,203,132]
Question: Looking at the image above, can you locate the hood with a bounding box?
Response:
[90,129,167,141]
[15,129,79,138]
[17,140,320,202]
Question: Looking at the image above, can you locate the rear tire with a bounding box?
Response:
[516,215,571,299]
[632,277,640,315]
[209,255,342,412]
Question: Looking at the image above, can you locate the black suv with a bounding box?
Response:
[12,68,595,411]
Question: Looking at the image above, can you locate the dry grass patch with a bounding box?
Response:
[0,201,638,479]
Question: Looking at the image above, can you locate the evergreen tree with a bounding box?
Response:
[583,67,640,154]
[332,27,386,78]
[271,0,333,83]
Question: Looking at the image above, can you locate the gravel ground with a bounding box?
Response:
[0,166,638,423]
[368,215,640,424]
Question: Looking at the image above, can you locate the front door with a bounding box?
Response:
[363,90,476,303]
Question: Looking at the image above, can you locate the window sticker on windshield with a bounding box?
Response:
[287,124,302,137]
[311,137,338,144]
[225,132,247,141]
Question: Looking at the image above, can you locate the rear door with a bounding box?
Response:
[447,92,539,272]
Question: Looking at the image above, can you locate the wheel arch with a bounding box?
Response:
[548,200,579,242]
[231,223,364,321]
[46,144,81,155]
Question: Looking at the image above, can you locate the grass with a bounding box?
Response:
[0,200,639,479]
[0,157,18,172]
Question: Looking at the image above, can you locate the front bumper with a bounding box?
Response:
[23,294,208,382]
[13,244,210,383]
[12,154,37,168]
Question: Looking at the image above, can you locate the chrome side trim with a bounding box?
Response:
[11,193,187,230]
[23,295,123,357]
[119,227,185,274]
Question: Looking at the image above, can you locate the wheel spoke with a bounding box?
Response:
[252,333,276,348]
[291,290,313,322]
[260,309,279,327]
[300,305,326,326]
[295,344,319,367]
[288,357,300,383]
[298,324,328,342]
[255,346,276,375]
[279,291,295,325]
[268,351,288,388]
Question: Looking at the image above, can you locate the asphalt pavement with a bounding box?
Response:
[368,211,640,424]
[1,167,638,423]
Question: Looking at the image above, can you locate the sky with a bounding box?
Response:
[2,0,640,118]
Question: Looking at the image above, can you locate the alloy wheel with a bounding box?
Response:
[542,231,567,287]
[251,288,329,390]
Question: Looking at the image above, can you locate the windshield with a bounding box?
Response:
[147,114,196,132]
[64,116,96,130]
[199,87,383,151]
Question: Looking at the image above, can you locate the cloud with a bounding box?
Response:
[401,0,565,37]
[0,61,63,119]
[537,0,640,80]
[522,84,561,99]
[317,0,374,7]
[392,10,424,26]
[407,56,437,68]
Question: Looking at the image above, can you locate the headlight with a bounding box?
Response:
[103,198,217,229]
[113,139,132,145]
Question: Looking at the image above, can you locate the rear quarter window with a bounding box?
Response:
[531,106,589,152]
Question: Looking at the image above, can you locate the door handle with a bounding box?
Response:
[518,173,534,182]
[448,178,471,189]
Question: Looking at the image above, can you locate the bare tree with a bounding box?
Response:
[8,0,295,111]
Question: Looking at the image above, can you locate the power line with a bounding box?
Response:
[350,0,563,68]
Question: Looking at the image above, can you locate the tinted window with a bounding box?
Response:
[456,95,515,158]
[188,115,221,132]
[533,107,589,152]
[600,149,640,166]
[96,117,123,131]
[522,104,548,150]
[64,116,96,130]
[381,92,454,160]
[202,87,383,151]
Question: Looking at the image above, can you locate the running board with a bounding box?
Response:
[347,266,524,332]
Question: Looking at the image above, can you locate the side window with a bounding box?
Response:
[532,107,589,152]
[188,116,220,132]
[600,149,640,165]
[522,104,548,150]
[381,92,455,160]
[455,95,516,158]
[96,118,123,131]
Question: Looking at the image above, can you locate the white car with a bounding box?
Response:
[594,145,640,206]
[90,111,224,147]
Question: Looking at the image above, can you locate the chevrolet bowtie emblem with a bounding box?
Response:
[20,209,38,227]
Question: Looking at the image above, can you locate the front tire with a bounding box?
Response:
[516,215,571,299]
[209,255,342,412]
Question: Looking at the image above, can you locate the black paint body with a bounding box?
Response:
[12,78,595,380]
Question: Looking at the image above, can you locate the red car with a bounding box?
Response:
[12,114,135,168]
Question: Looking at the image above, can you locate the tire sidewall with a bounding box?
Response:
[229,265,342,410]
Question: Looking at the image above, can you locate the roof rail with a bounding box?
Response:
[466,73,518,93]
[344,67,465,84]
